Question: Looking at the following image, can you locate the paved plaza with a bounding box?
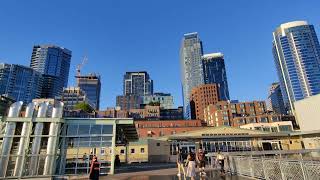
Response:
[104,167,252,180]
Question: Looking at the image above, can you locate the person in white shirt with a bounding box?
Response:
[216,150,225,175]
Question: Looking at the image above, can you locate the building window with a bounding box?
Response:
[260,117,268,123]
[223,116,229,120]
[272,116,279,122]
[156,143,160,146]
[100,147,105,155]
[120,149,125,154]
[131,149,135,154]
[224,122,229,126]
[140,148,145,153]
[279,125,292,132]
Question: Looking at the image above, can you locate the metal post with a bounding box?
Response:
[43,122,60,175]
[110,121,117,174]
[13,122,30,176]
[0,122,16,177]
[299,161,307,180]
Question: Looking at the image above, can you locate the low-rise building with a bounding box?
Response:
[0,100,137,178]
[135,120,204,138]
[142,92,174,109]
[115,139,170,163]
[203,100,294,127]
[116,95,143,111]
[240,121,294,132]
[56,87,93,111]
[294,94,320,131]
[129,105,160,120]
[160,106,183,120]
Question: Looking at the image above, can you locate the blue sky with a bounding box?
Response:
[1,0,319,109]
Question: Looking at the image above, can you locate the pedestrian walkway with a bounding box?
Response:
[105,167,252,180]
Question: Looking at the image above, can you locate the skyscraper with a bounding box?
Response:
[267,82,287,114]
[30,45,72,98]
[180,32,204,119]
[272,21,320,114]
[202,53,230,100]
[123,71,153,96]
[76,73,101,110]
[0,63,43,103]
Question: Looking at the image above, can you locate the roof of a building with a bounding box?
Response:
[159,126,292,140]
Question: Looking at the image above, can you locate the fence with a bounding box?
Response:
[224,156,320,180]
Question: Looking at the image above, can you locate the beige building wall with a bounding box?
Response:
[294,94,320,131]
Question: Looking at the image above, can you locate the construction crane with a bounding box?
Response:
[76,55,88,76]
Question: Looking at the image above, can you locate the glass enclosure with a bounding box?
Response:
[60,123,114,175]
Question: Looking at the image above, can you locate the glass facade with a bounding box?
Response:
[123,71,153,96]
[30,45,72,98]
[76,74,101,110]
[202,53,230,101]
[180,32,204,119]
[0,63,43,103]
[267,82,287,114]
[142,93,174,109]
[273,21,320,114]
[60,123,114,175]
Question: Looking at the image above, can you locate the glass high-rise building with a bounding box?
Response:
[0,63,43,103]
[180,32,204,119]
[202,53,230,101]
[76,73,101,110]
[123,71,153,96]
[267,82,287,114]
[272,21,320,114]
[30,45,72,98]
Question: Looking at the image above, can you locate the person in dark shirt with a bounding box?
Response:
[197,149,206,176]
[89,156,100,180]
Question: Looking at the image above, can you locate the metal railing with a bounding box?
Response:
[225,156,320,180]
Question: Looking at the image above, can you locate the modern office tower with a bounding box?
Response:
[123,71,153,96]
[0,63,43,103]
[30,45,72,98]
[56,87,93,111]
[0,95,15,116]
[116,95,143,111]
[272,21,320,114]
[76,73,101,110]
[267,82,287,114]
[202,53,230,101]
[190,84,220,120]
[180,32,204,119]
[142,92,174,109]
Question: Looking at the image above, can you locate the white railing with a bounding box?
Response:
[225,156,320,180]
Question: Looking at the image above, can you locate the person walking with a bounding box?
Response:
[185,151,196,180]
[217,151,225,175]
[176,147,186,179]
[89,155,100,180]
[197,149,206,176]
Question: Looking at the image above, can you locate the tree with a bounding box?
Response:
[74,102,93,113]
[148,101,160,106]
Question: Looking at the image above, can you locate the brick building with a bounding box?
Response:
[205,100,267,126]
[204,100,296,127]
[135,120,204,138]
[129,105,160,120]
[190,84,219,120]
